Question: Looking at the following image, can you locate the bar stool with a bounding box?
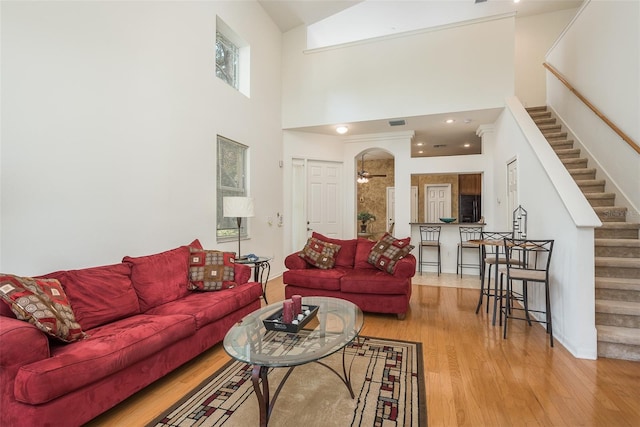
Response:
[500,238,555,346]
[418,226,441,276]
[474,230,514,325]
[457,226,482,276]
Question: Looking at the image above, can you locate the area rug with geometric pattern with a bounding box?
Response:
[148,336,426,426]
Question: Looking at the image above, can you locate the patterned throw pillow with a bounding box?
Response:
[299,237,341,269]
[188,249,237,291]
[0,274,86,342]
[368,233,415,274]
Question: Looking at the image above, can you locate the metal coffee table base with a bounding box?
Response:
[250,337,361,427]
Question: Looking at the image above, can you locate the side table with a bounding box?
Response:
[236,256,272,303]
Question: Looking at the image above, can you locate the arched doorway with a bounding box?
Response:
[355,149,395,239]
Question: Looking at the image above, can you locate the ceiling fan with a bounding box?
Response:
[357,153,387,183]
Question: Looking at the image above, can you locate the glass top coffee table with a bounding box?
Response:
[223,296,364,427]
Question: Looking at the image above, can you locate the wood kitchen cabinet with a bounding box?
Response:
[458,173,481,195]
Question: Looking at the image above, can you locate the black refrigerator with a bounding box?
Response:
[459,195,481,223]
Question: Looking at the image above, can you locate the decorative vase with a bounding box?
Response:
[360,223,368,233]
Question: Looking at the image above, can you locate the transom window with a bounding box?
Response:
[215,16,249,96]
[216,31,239,89]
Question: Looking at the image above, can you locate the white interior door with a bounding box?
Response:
[307,160,342,237]
[386,187,395,232]
[425,184,452,222]
[507,159,518,226]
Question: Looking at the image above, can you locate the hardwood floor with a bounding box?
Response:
[87,274,640,426]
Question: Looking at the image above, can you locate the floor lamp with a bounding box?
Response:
[223,196,255,260]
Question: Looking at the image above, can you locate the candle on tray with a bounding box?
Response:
[282,300,294,324]
[291,295,302,316]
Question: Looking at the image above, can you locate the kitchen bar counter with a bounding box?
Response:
[410,222,486,274]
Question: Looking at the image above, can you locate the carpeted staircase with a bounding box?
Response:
[527,106,640,361]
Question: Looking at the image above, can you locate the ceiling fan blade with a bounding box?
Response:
[357,153,387,179]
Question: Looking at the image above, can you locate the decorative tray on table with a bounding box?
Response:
[263,305,319,333]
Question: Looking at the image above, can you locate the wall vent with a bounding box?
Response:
[433,144,447,148]
[389,119,406,127]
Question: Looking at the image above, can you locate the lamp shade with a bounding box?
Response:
[223,197,255,218]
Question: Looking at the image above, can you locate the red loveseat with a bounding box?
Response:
[283,233,416,319]
[0,240,262,427]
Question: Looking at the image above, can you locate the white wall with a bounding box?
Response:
[515,8,579,108]
[282,16,515,129]
[1,1,284,275]
[546,0,640,216]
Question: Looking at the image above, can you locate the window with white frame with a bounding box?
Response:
[215,16,250,96]
[216,31,238,89]
[217,136,248,240]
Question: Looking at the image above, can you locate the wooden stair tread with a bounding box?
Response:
[586,193,616,200]
[597,325,640,345]
[595,239,640,247]
[598,222,640,230]
[596,299,640,315]
[595,256,640,268]
[530,111,552,118]
[596,277,640,290]
[568,168,596,174]
[562,158,588,165]
[575,179,606,185]
[555,148,581,156]
[545,132,568,139]
[593,206,628,214]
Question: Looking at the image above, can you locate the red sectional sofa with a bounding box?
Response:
[0,240,263,427]
[283,233,416,319]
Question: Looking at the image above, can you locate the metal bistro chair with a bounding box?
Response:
[474,230,516,325]
[456,226,483,276]
[499,238,555,347]
[419,226,441,276]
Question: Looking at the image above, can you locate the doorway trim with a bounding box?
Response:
[507,157,518,228]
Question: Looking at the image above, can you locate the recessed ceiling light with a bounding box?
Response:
[464,118,472,124]
[418,150,424,154]
[445,119,455,124]
[336,126,349,134]
[416,142,424,146]
[463,143,471,148]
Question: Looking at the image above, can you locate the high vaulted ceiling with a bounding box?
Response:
[259,0,583,34]
[259,0,584,157]
[259,0,362,33]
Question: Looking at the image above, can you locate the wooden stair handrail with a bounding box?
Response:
[543,62,640,155]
